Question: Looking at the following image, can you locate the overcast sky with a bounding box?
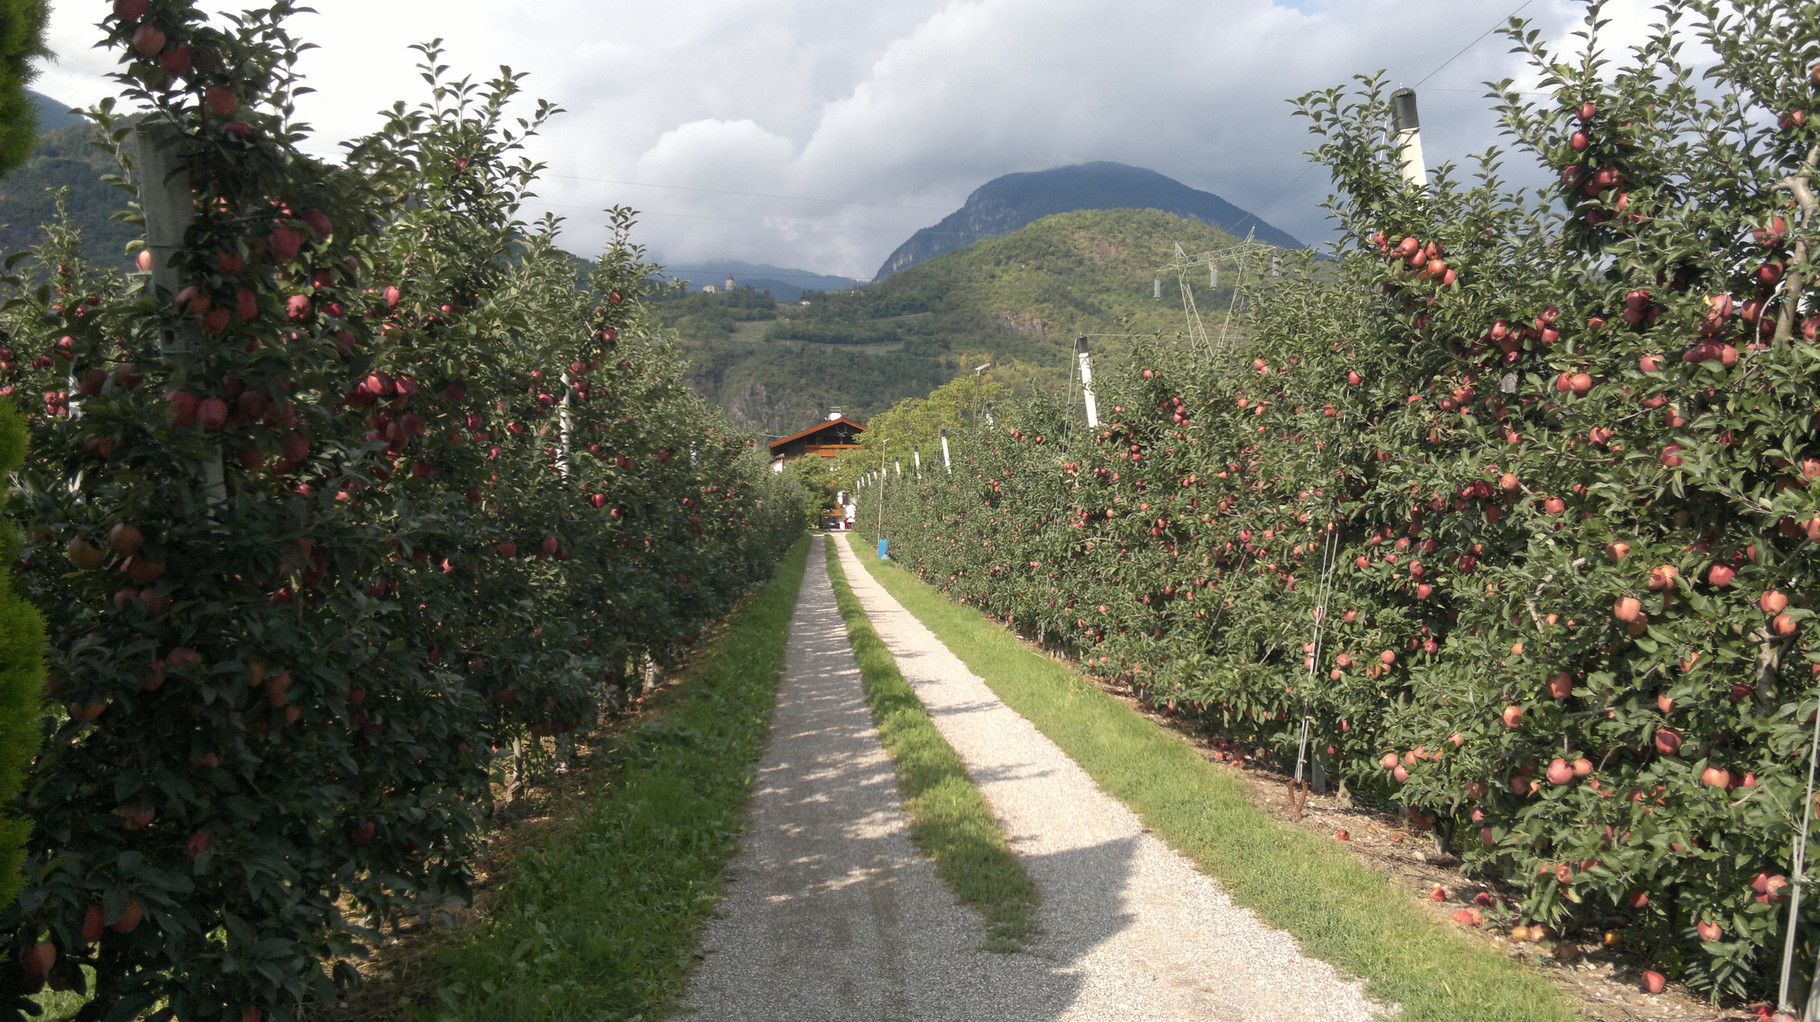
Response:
[34,0,1672,281]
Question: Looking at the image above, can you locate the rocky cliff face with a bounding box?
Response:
[874,162,1303,281]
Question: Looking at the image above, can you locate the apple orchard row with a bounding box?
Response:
[0,4,805,1022]
[863,10,1819,1002]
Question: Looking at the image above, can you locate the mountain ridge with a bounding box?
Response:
[653,259,860,302]
[875,162,1302,280]
[667,207,1285,436]
[28,90,89,133]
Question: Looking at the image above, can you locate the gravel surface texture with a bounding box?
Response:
[681,534,1394,1020]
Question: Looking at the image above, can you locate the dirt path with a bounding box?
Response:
[680,534,1392,1020]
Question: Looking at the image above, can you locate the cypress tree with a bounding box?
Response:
[0,400,45,916]
[0,0,51,178]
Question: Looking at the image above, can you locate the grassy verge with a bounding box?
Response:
[421,539,810,1022]
[822,540,1040,953]
[850,542,1576,1022]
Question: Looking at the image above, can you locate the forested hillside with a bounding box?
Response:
[661,208,1278,435]
[0,116,138,271]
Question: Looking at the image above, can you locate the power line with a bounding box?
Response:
[1224,0,1541,243]
[1414,0,1537,89]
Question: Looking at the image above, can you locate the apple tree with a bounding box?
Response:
[0,3,803,1020]
[865,0,1819,1001]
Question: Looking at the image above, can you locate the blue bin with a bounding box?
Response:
[877,538,889,560]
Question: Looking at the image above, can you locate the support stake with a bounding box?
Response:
[135,120,226,509]
[1391,88,1429,189]
[1076,335,1100,429]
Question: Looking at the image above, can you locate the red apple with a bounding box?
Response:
[268,224,303,263]
[197,396,229,431]
[131,23,166,56]
[204,85,238,117]
[20,941,54,990]
[1614,596,1643,623]
[159,43,191,76]
[110,897,143,934]
[66,537,106,570]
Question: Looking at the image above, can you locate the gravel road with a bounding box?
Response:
[679,534,1393,1021]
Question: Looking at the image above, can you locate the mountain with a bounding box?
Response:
[670,207,1298,437]
[875,162,1303,280]
[28,90,89,133]
[654,260,861,302]
[0,114,139,272]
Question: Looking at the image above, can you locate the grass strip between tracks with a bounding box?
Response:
[823,539,1041,953]
[423,538,809,1022]
[851,541,1576,1022]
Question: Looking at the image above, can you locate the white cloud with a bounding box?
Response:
[32,0,1693,279]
